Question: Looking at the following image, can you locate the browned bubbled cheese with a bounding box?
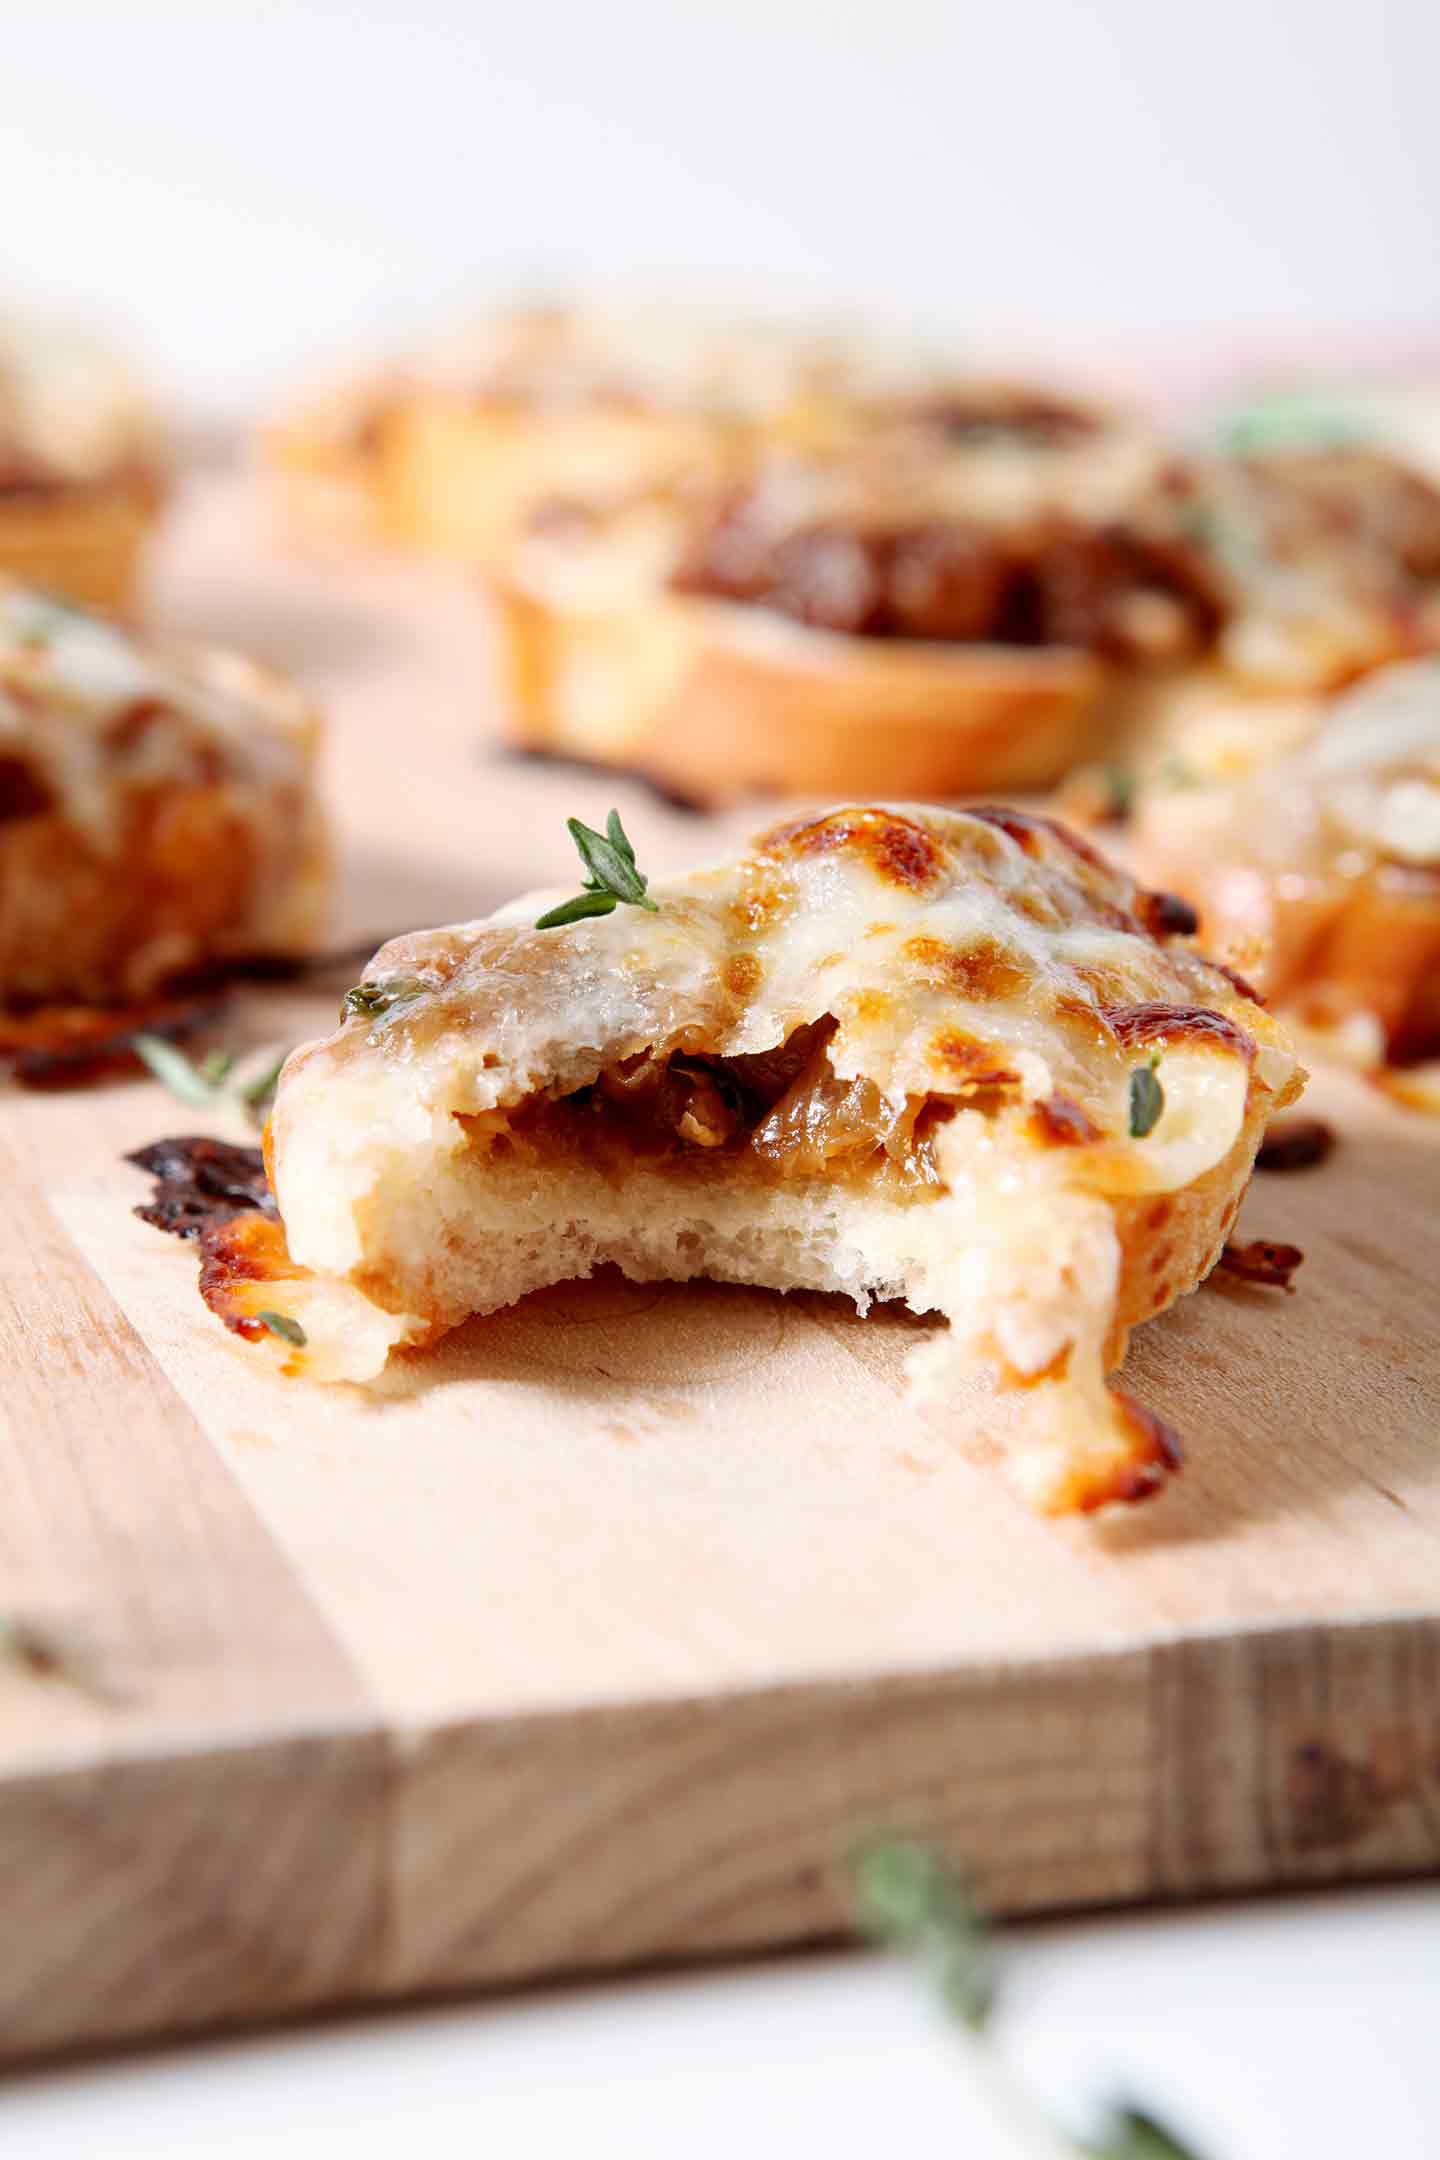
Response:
[0,583,328,1003]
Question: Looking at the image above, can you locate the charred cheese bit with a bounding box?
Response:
[0,582,329,1003]
[1133,658,1440,1078]
[198,1209,412,1384]
[241,804,1302,1515]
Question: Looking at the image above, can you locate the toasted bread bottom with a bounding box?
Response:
[0,481,159,610]
[494,580,1107,803]
[203,1062,1284,1513]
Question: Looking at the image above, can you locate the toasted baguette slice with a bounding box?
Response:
[0,473,161,611]
[264,301,1152,578]
[0,583,328,1003]
[266,364,729,562]
[485,378,1198,801]
[262,366,391,552]
[1131,658,1440,1081]
[263,303,877,562]
[496,578,1108,801]
[197,804,1300,1515]
[0,313,167,606]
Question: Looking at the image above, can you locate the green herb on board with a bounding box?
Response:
[133,1033,291,1130]
[855,1840,1206,2159]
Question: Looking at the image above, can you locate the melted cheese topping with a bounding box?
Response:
[1176,450,1440,689]
[670,418,1166,543]
[330,805,1278,1080]
[305,299,1138,484]
[1132,662,1440,1070]
[505,378,1166,619]
[0,314,158,486]
[1142,659,1440,881]
[0,582,317,855]
[0,583,328,996]
[411,301,893,416]
[276,805,1294,1268]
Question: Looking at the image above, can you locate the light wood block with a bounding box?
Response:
[1,473,1437,2063]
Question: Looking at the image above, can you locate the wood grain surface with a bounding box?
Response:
[1,470,1437,2065]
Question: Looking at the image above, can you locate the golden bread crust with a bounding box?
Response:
[0,474,161,611]
[495,579,1108,801]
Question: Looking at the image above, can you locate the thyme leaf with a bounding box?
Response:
[855,1841,1206,2159]
[534,890,622,929]
[535,810,658,930]
[133,1033,291,1130]
[1084,2107,1206,2159]
[605,806,638,867]
[257,1309,306,1348]
[1129,1059,1165,1140]
[339,974,425,1025]
[1217,395,1364,456]
[854,1836,995,2030]
[133,1032,226,1108]
[1103,762,1135,821]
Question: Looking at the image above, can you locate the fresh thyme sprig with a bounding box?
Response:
[854,1840,1205,2160]
[1129,1055,1165,1140]
[339,974,425,1026]
[1084,2109,1205,2159]
[535,810,659,930]
[257,1309,306,1348]
[1102,762,1135,822]
[1216,394,1363,458]
[132,1034,288,1129]
[854,1837,996,2028]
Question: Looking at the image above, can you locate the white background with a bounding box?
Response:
[4,0,1439,414]
[9,1887,1439,2157]
[6,7,1438,2150]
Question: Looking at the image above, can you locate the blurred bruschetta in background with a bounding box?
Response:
[0,310,168,609]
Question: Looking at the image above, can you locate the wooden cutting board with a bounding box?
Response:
[3,472,1439,2066]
